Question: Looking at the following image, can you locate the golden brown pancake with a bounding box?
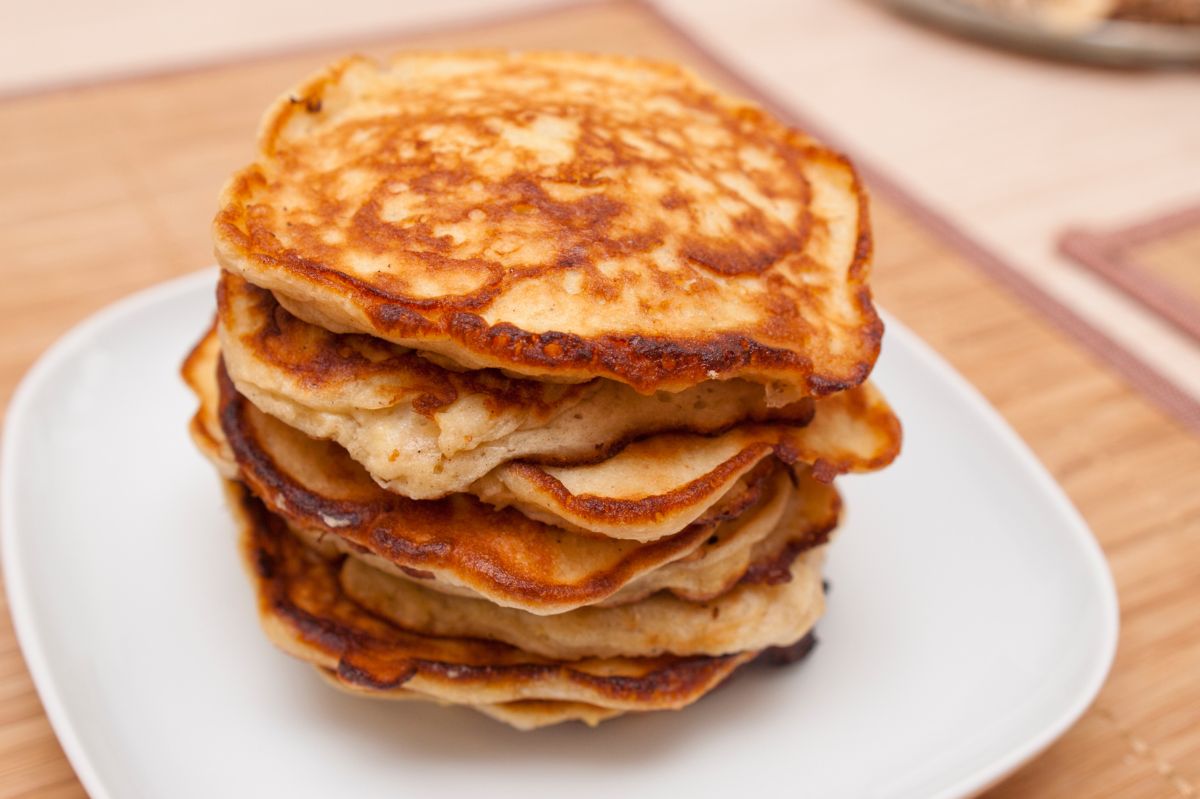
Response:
[315,635,820,729]
[229,481,760,720]
[183,330,840,615]
[340,543,826,659]
[183,325,237,479]
[313,668,623,730]
[213,52,880,401]
[470,385,896,540]
[595,477,837,607]
[218,272,814,499]
[193,323,897,541]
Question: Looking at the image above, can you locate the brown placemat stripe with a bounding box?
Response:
[1061,203,1200,343]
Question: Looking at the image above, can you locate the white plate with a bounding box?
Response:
[2,270,1117,799]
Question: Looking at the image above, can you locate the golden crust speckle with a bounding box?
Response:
[214,51,881,395]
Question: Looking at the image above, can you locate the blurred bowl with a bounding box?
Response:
[877,0,1200,67]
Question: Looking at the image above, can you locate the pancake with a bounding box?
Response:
[230,481,760,717]
[194,323,895,540]
[340,542,826,659]
[184,331,839,615]
[182,325,237,479]
[213,51,880,401]
[594,478,836,607]
[471,383,896,540]
[313,668,623,730]
[218,272,814,499]
[316,633,819,729]
[280,459,838,611]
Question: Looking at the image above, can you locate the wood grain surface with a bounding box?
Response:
[1,2,1197,796]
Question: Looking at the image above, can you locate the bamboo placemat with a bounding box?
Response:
[1,2,1198,796]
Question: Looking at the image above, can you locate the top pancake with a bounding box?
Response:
[214,51,880,400]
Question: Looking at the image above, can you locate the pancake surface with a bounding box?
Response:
[341,545,826,659]
[184,331,840,614]
[195,321,896,540]
[471,385,897,539]
[313,669,624,730]
[214,51,881,399]
[218,272,814,499]
[230,481,761,719]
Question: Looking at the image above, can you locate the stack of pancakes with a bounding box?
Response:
[183,52,901,730]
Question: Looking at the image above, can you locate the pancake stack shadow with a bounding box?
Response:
[183,51,901,730]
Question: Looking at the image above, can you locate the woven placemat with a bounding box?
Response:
[1,2,1198,796]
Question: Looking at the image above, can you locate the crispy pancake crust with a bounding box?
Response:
[340,541,827,659]
[229,481,758,714]
[214,52,881,398]
[472,385,897,539]
[313,668,623,729]
[217,272,814,498]
[220,384,828,613]
[187,333,842,615]
[596,477,838,607]
[197,320,897,541]
[316,633,818,729]
[182,324,238,478]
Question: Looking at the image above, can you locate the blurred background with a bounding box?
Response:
[1,1,1198,797]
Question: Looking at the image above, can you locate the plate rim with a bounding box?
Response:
[879,310,1119,798]
[1,269,1119,799]
[2,269,219,799]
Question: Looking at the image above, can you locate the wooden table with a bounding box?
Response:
[1,2,1197,795]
